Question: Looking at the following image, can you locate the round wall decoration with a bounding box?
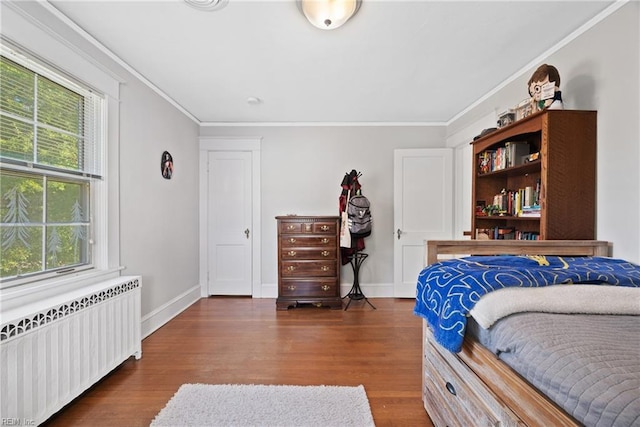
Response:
[161,151,174,179]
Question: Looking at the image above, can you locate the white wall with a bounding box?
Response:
[447,2,640,263]
[199,126,446,293]
[1,1,202,335]
[119,77,200,333]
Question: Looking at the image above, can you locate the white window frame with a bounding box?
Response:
[1,48,104,286]
[0,21,121,307]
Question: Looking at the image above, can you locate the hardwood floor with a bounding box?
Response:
[43,297,433,426]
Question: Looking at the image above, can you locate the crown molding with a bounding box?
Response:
[198,121,446,127]
[25,0,201,124]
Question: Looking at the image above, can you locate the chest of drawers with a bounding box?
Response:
[276,216,342,310]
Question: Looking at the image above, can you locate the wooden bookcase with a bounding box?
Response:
[471,109,596,240]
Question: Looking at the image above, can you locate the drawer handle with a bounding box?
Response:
[320,225,329,231]
[321,285,330,291]
[289,238,296,243]
[288,250,297,257]
[288,285,296,291]
[445,382,456,396]
[320,250,330,257]
[287,225,296,230]
[320,238,329,244]
[287,266,296,272]
[321,266,330,272]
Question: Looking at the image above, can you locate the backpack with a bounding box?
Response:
[347,194,372,238]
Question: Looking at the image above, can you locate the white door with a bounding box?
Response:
[393,149,453,297]
[207,151,252,295]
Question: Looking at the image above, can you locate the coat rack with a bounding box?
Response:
[339,169,375,311]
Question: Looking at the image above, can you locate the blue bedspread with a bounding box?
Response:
[413,255,640,352]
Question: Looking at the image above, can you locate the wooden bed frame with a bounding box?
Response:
[421,240,610,427]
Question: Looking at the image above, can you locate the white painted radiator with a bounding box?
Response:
[0,276,142,425]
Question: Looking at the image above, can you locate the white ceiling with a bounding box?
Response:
[48,0,615,124]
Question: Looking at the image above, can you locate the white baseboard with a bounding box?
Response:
[261,283,278,298]
[340,282,395,298]
[141,284,201,339]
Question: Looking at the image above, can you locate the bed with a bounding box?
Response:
[414,240,640,427]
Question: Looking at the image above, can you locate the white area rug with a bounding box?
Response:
[150,384,375,426]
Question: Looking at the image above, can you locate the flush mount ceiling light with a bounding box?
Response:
[184,0,228,11]
[297,0,362,30]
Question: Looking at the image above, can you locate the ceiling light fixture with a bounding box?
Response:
[297,0,362,30]
[184,0,228,12]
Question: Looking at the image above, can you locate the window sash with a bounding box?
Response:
[0,42,103,285]
[1,167,94,282]
[0,45,103,178]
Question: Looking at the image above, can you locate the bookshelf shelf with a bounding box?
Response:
[471,109,596,240]
[475,216,540,221]
[476,160,540,178]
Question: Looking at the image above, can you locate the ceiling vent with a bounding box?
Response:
[184,0,229,12]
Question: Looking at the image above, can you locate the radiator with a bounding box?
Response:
[0,276,142,425]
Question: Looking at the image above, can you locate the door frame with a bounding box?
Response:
[199,137,262,298]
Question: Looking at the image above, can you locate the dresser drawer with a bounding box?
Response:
[279,221,337,235]
[312,222,337,234]
[280,279,338,297]
[424,340,501,427]
[281,260,336,277]
[281,248,336,260]
[279,221,305,234]
[281,236,336,248]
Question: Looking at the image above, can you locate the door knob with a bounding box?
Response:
[244,228,250,239]
[397,228,403,240]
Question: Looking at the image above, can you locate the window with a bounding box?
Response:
[0,46,104,286]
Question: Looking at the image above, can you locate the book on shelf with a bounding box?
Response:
[487,186,541,217]
[494,147,506,171]
[504,141,530,168]
[480,147,506,172]
[524,186,534,207]
[516,231,540,240]
[478,142,531,174]
[520,204,541,217]
[475,226,539,240]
